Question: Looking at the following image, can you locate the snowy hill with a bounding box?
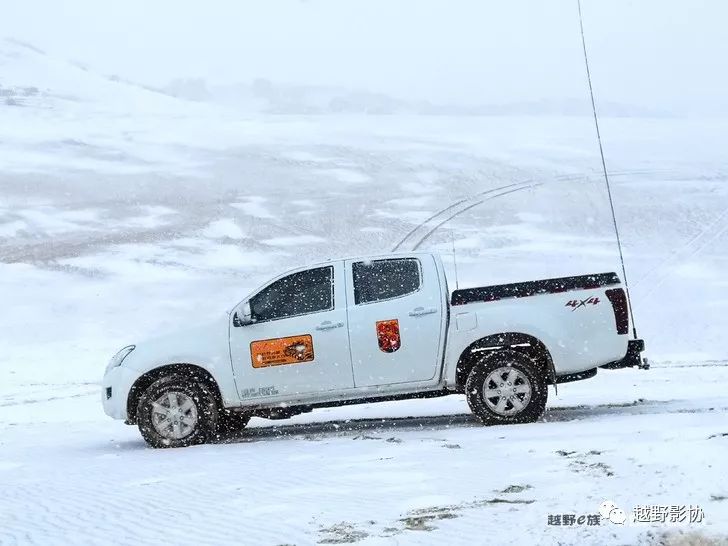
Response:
[159,76,666,117]
[0,37,192,113]
[0,38,226,174]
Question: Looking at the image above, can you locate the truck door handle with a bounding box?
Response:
[409,306,437,317]
[316,320,344,331]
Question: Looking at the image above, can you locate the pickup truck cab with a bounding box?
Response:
[102,252,645,448]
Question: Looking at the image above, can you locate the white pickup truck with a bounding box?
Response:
[102,252,645,448]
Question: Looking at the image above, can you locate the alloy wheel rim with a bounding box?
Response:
[151,391,199,440]
[482,366,532,416]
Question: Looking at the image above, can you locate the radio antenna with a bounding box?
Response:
[577,0,638,338]
[450,228,460,291]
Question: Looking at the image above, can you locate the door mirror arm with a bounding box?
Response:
[233,302,255,327]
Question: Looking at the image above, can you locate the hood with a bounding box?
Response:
[120,313,232,376]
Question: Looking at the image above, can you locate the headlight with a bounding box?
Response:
[105,345,135,373]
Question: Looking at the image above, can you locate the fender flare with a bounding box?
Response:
[453,332,557,392]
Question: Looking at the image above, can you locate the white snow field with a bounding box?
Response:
[1,39,728,545]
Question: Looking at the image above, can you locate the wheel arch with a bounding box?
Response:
[126,363,224,424]
[454,332,556,389]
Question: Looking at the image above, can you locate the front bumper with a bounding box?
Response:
[101,365,140,420]
[601,339,648,370]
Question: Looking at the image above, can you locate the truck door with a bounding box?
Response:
[345,255,444,388]
[229,262,355,401]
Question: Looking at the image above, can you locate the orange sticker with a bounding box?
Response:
[250,335,315,368]
[376,319,401,353]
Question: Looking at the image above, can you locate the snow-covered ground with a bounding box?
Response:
[2,365,728,545]
[1,38,727,545]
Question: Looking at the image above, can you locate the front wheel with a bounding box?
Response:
[465,349,547,426]
[137,374,219,448]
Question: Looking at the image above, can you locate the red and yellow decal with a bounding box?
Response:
[376,319,401,353]
[250,334,315,368]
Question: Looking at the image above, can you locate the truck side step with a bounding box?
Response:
[554,368,598,384]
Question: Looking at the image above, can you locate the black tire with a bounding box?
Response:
[465,349,547,426]
[218,409,252,435]
[137,374,219,448]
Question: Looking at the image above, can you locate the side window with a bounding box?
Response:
[352,258,421,305]
[250,266,334,322]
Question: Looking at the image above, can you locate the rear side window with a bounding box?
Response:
[353,258,421,304]
[250,266,333,322]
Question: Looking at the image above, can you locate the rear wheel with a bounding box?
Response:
[137,374,219,448]
[465,349,547,426]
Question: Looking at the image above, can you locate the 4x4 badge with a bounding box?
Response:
[565,296,600,311]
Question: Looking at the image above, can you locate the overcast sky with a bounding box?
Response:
[2,0,727,114]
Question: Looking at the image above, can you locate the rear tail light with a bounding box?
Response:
[605,288,629,335]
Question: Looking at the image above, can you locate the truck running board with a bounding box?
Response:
[555,368,598,384]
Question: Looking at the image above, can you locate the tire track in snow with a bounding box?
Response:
[220,397,725,446]
[391,169,674,252]
[634,196,728,301]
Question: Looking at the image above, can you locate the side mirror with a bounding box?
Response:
[233,301,254,327]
